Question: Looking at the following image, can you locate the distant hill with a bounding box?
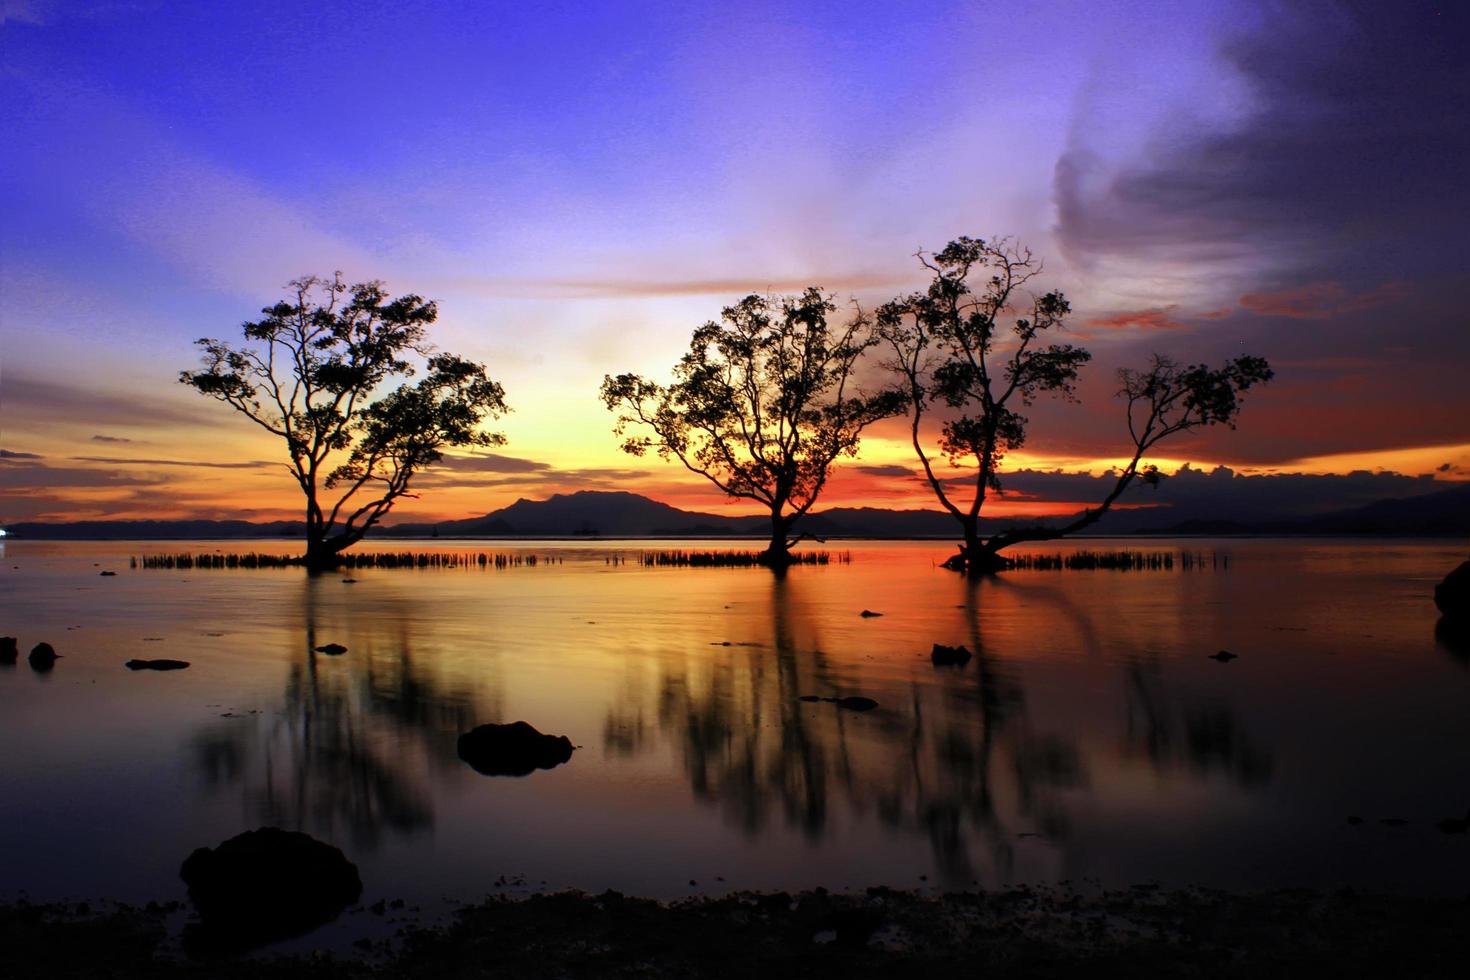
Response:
[1,519,308,540]
[381,491,966,539]
[1134,481,1470,537]
[7,484,1467,540]
[387,491,756,537]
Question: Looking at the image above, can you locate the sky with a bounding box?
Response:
[2,0,1467,524]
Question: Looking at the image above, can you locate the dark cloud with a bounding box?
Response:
[921,465,1456,528]
[1055,2,1470,284]
[2,373,217,428]
[414,465,652,491]
[0,462,167,490]
[91,434,133,443]
[436,452,553,474]
[72,455,276,469]
[1,449,43,459]
[855,464,917,478]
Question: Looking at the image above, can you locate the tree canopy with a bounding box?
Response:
[181,274,508,569]
[880,237,1272,574]
[601,288,902,565]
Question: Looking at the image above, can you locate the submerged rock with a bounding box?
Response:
[1,636,17,665]
[314,643,348,655]
[99,570,117,577]
[1434,561,1470,621]
[859,610,884,618]
[931,643,973,667]
[125,659,191,671]
[1208,650,1238,662]
[179,827,362,951]
[28,642,60,671]
[457,721,575,776]
[1436,811,1470,834]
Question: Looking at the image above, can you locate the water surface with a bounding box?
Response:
[2,538,1467,935]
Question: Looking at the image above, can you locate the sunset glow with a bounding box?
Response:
[2,1,1466,526]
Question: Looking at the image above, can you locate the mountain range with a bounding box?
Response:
[7,484,1468,540]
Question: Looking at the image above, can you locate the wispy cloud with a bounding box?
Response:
[1084,306,1186,331]
[72,455,276,469]
[2,373,213,428]
[1238,281,1409,320]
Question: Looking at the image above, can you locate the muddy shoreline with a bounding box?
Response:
[6,884,1469,978]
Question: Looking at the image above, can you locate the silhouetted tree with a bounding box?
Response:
[181,274,508,571]
[879,237,1272,575]
[601,289,902,566]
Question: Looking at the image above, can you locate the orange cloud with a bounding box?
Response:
[1084,306,1186,331]
[1238,280,1409,319]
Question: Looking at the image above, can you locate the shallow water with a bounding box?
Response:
[2,538,1467,934]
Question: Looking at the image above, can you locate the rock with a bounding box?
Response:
[179,827,362,951]
[1435,561,1470,621]
[314,643,348,655]
[931,643,973,666]
[1208,650,1238,662]
[125,659,191,671]
[99,570,117,577]
[797,695,822,702]
[1436,811,1469,834]
[457,721,575,776]
[28,642,60,671]
[1,636,17,665]
[835,696,878,712]
[859,610,884,618]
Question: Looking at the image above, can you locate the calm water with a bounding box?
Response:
[2,538,1468,932]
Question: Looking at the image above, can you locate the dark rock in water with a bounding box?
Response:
[1435,561,1470,621]
[179,826,361,951]
[859,609,884,618]
[126,659,191,671]
[931,643,973,667]
[341,578,357,584]
[1208,650,1238,662]
[1,636,17,665]
[1379,817,1409,827]
[314,643,348,655]
[1436,616,1470,666]
[797,695,822,702]
[1436,811,1470,834]
[29,642,60,671]
[1346,816,1364,826]
[457,721,574,776]
[834,696,878,712]
[99,570,117,577]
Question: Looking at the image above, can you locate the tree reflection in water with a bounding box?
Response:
[604,575,1084,886]
[192,577,493,850]
[605,571,1275,887]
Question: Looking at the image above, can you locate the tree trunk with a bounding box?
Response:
[758,511,794,568]
[304,505,344,574]
[939,518,1008,577]
[304,536,343,574]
